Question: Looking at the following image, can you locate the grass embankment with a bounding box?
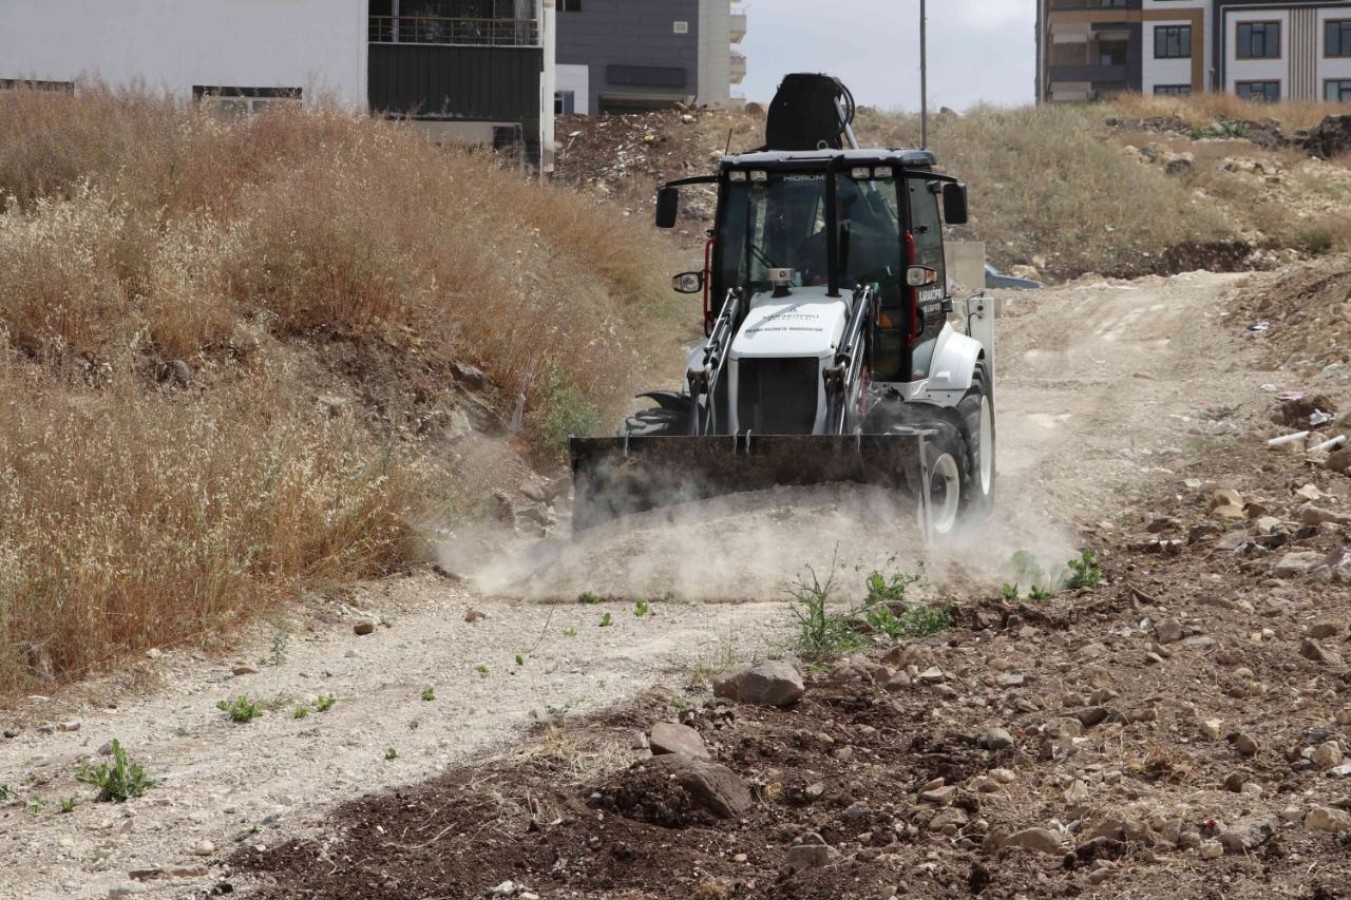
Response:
[0,87,680,690]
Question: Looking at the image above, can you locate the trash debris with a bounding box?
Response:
[1276,391,1306,402]
[1249,321,1271,333]
[1267,431,1309,447]
[1309,410,1334,427]
[1311,435,1347,453]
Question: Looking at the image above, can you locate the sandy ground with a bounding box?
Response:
[0,269,1274,899]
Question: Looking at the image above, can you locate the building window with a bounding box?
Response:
[1235,80,1280,102]
[559,0,581,10]
[1328,20,1351,57]
[1236,22,1280,59]
[193,86,301,116]
[554,90,575,115]
[1154,84,1192,96]
[673,21,689,34]
[1154,25,1191,59]
[0,78,74,93]
[1327,79,1351,102]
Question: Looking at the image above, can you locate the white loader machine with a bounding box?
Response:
[570,74,995,537]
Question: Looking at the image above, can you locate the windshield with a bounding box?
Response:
[717,172,901,296]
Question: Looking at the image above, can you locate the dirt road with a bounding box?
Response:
[0,270,1272,899]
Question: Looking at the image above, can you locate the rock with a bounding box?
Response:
[314,394,347,417]
[1301,638,1343,666]
[929,807,969,831]
[804,782,825,800]
[1199,840,1224,860]
[1274,551,1325,578]
[464,609,486,623]
[1312,741,1344,770]
[713,661,804,707]
[191,840,216,856]
[1325,446,1351,472]
[647,754,751,818]
[1301,507,1351,527]
[979,728,1015,751]
[1074,706,1111,728]
[1310,622,1343,639]
[353,620,376,636]
[991,768,1017,784]
[1307,806,1351,833]
[1201,719,1224,741]
[107,883,146,899]
[519,480,547,503]
[920,785,956,804]
[146,648,162,660]
[1063,780,1091,805]
[231,666,257,677]
[1156,619,1184,644]
[56,720,81,732]
[1003,827,1068,855]
[785,842,838,873]
[1233,733,1259,757]
[649,722,709,760]
[1165,153,1195,176]
[1218,815,1276,853]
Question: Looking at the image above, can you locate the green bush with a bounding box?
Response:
[75,739,154,802]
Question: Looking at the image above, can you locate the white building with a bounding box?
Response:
[0,0,557,168]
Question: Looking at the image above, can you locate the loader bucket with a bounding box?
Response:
[570,432,932,535]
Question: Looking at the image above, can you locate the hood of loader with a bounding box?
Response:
[731,287,848,360]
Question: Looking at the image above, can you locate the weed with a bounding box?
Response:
[264,624,291,667]
[599,612,613,628]
[669,697,687,710]
[292,706,309,720]
[633,599,650,618]
[1029,585,1053,601]
[475,664,489,678]
[514,654,525,667]
[59,797,77,814]
[546,696,588,718]
[74,739,153,802]
[865,569,919,605]
[421,686,436,701]
[535,370,600,458]
[27,796,45,815]
[562,627,577,638]
[999,583,1019,601]
[0,784,9,801]
[865,601,953,640]
[578,592,601,605]
[787,566,861,658]
[384,747,397,760]
[1065,548,1103,589]
[217,695,261,723]
[315,694,336,713]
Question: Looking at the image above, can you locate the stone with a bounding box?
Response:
[649,722,709,760]
[1063,780,1091,805]
[804,782,825,801]
[647,754,751,819]
[978,728,1015,751]
[1003,827,1068,855]
[1218,815,1276,853]
[920,785,956,804]
[1312,741,1344,770]
[713,662,805,707]
[1273,551,1325,578]
[353,620,376,636]
[190,840,216,856]
[1310,622,1343,639]
[231,666,257,677]
[1307,807,1351,833]
[1233,733,1259,757]
[107,884,146,899]
[1302,639,1343,666]
[990,768,1017,784]
[1327,446,1351,473]
[785,842,838,873]
[1199,840,1224,860]
[464,609,487,623]
[1200,719,1224,741]
[929,807,969,831]
[1074,707,1111,728]
[1156,619,1184,644]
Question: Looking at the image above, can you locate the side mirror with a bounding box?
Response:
[942,182,968,225]
[672,271,704,293]
[655,187,679,229]
[905,266,938,287]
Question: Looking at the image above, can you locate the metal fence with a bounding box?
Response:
[369,15,539,47]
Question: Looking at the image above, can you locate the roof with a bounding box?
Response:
[722,148,937,169]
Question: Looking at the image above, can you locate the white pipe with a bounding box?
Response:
[1267,431,1309,447]
[1311,435,1348,453]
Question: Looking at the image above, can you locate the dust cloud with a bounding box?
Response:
[439,470,1082,606]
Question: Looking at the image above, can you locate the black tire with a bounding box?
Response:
[956,363,996,518]
[621,405,689,437]
[923,420,965,537]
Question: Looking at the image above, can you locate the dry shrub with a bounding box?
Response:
[0,87,681,689]
[0,362,424,687]
[1111,92,1347,133]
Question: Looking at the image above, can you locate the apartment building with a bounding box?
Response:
[0,0,558,167]
[1037,0,1351,102]
[555,0,747,114]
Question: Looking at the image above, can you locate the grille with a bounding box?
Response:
[736,358,820,434]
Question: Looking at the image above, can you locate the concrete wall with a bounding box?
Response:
[556,63,591,113]
[0,0,368,107]
[697,0,731,106]
[555,0,700,112]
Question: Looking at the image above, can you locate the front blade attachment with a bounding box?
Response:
[570,433,928,533]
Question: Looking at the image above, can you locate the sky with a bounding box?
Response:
[739,0,1036,112]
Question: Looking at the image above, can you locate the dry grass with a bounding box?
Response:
[0,86,681,690]
[1110,92,1347,133]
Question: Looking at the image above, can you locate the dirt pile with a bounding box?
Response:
[1230,253,1351,374]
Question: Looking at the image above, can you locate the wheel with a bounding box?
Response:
[621,405,689,437]
[922,420,964,537]
[956,363,996,517]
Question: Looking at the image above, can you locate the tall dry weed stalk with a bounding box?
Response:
[0,86,680,689]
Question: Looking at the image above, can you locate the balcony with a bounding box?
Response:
[368,14,539,47]
[1047,63,1128,84]
[730,52,746,84]
[1047,0,1130,9]
[730,10,747,43]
